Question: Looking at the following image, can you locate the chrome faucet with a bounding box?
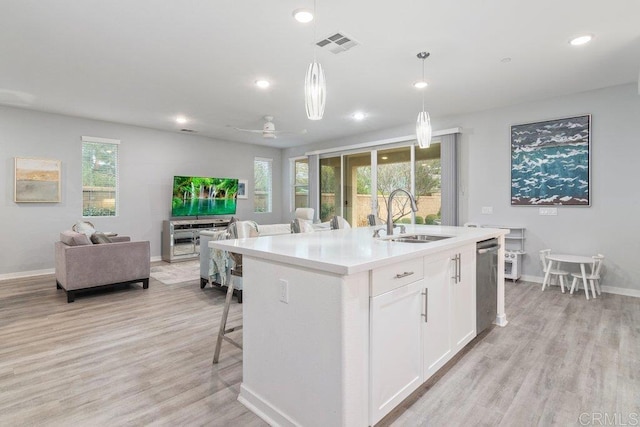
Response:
[386,189,418,236]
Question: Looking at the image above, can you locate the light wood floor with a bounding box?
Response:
[1,269,638,426]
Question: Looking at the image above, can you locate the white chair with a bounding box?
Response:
[570,254,604,299]
[295,208,315,222]
[330,215,351,230]
[540,249,570,293]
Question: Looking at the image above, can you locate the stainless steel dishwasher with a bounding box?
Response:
[476,238,500,334]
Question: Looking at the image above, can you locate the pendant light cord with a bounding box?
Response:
[313,0,318,62]
[421,57,425,111]
[417,52,429,111]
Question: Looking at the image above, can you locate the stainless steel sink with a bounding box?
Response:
[387,234,452,243]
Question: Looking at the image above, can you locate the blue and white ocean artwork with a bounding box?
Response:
[511,115,590,206]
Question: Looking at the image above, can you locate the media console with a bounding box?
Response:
[161,218,230,263]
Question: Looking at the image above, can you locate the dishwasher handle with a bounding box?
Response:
[477,244,501,255]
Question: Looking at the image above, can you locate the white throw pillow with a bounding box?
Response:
[73,220,96,238]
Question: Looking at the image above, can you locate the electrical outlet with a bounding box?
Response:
[481,206,493,214]
[539,207,558,216]
[279,279,289,303]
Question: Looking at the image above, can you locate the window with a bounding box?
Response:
[254,157,272,213]
[82,136,119,217]
[291,157,309,210]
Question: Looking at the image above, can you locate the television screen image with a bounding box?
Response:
[172,176,238,217]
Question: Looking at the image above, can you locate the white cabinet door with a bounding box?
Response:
[450,244,477,352]
[422,252,452,380]
[370,279,424,425]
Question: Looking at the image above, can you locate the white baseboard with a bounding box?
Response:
[600,285,640,298]
[238,384,298,427]
[1,257,163,282]
[3,267,639,299]
[0,268,54,282]
[518,274,543,284]
[511,275,640,298]
[495,314,508,327]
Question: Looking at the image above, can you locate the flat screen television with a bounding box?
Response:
[171,175,238,217]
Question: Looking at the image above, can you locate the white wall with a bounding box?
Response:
[283,83,640,294]
[0,106,283,276]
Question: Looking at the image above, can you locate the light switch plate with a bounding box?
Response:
[481,206,493,214]
[279,279,289,303]
[539,207,558,216]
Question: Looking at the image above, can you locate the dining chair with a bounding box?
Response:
[570,254,604,299]
[330,215,351,230]
[291,218,315,233]
[295,207,315,222]
[540,249,570,293]
[367,214,384,226]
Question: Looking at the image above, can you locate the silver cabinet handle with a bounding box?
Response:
[451,254,461,283]
[451,255,458,283]
[477,244,500,254]
[394,271,414,279]
[422,288,428,323]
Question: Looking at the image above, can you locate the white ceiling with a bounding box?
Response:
[1,1,639,148]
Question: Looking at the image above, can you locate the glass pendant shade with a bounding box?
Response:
[416,110,432,148]
[305,61,326,120]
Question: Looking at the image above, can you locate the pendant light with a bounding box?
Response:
[415,52,432,148]
[304,0,326,120]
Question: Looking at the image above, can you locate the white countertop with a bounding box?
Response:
[209,225,508,275]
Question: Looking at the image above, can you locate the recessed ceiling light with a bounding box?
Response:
[292,8,314,23]
[413,81,428,89]
[255,80,270,89]
[352,111,366,121]
[176,116,188,124]
[569,35,593,46]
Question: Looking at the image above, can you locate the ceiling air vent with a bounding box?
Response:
[316,32,359,54]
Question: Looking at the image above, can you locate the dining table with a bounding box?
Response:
[543,253,596,299]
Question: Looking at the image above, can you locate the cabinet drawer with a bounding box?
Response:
[371,257,424,296]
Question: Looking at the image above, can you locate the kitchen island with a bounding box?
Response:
[210,224,508,426]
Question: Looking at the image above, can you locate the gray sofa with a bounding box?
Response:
[55,230,150,302]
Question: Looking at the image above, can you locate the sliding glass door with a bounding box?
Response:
[415,143,442,224]
[376,146,412,225]
[316,139,445,227]
[319,156,341,222]
[343,152,372,227]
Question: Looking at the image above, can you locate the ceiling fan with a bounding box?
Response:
[233,116,307,139]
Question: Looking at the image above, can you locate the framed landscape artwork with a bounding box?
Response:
[510,115,591,206]
[14,157,61,203]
